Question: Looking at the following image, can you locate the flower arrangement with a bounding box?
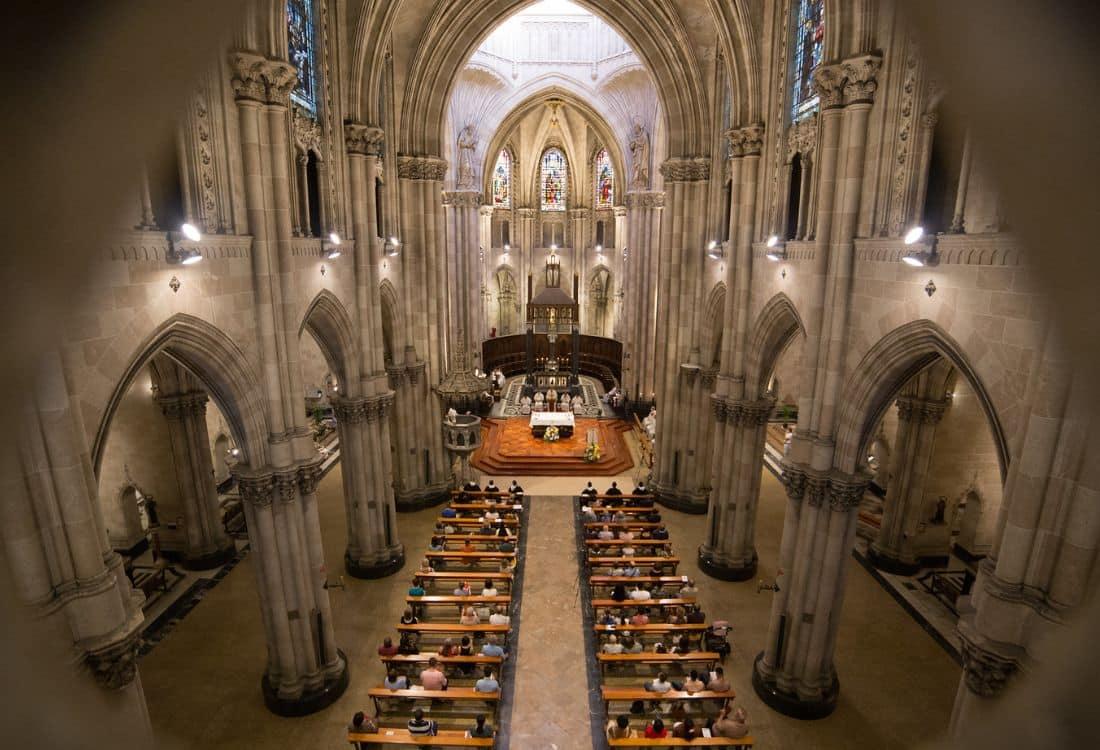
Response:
[543,425,560,442]
[584,443,601,462]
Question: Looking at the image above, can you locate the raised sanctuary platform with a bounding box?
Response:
[472,417,634,476]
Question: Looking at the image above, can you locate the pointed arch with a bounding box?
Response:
[701,282,727,370]
[745,293,807,396]
[379,279,404,364]
[92,314,269,474]
[299,290,361,393]
[833,319,1009,479]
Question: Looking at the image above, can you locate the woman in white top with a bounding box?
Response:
[488,606,510,625]
[460,606,480,626]
[602,634,624,654]
[481,579,499,597]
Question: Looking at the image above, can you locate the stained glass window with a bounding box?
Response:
[492,149,511,207]
[790,0,824,123]
[594,148,614,208]
[288,0,317,114]
[540,148,567,211]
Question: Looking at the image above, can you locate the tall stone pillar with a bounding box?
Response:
[752,470,867,718]
[950,332,1099,734]
[868,363,951,573]
[516,208,537,311]
[0,350,152,742]
[479,204,494,339]
[442,191,484,373]
[230,51,348,713]
[621,192,663,404]
[157,389,236,569]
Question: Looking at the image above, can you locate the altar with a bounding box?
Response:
[530,411,575,438]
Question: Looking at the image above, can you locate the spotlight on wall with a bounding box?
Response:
[765,235,787,262]
[166,224,203,265]
[900,226,939,267]
[385,237,400,257]
[323,232,342,259]
[550,243,558,251]
[706,240,725,260]
[503,243,511,251]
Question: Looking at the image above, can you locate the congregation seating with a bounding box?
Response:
[349,728,493,747]
[367,686,500,715]
[609,738,753,748]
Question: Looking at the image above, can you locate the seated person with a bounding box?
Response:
[617,529,635,541]
[348,710,377,734]
[605,481,623,496]
[397,632,420,655]
[602,634,625,654]
[580,481,598,497]
[678,580,699,599]
[607,714,634,740]
[463,479,482,493]
[682,670,706,693]
[612,510,627,523]
[644,718,668,739]
[644,672,675,693]
[400,607,418,625]
[453,581,472,596]
[572,398,585,414]
[508,480,524,496]
[653,640,669,654]
[582,506,597,521]
[484,479,500,494]
[622,563,642,578]
[427,535,445,552]
[598,525,614,541]
[474,667,500,693]
[610,584,628,602]
[408,578,426,597]
[383,669,408,690]
[498,538,514,553]
[439,638,458,657]
[672,717,702,740]
[648,562,666,577]
[625,636,645,654]
[481,579,499,597]
[377,637,399,657]
[462,539,476,553]
[470,714,494,738]
[685,604,706,623]
[418,658,447,690]
[480,634,506,657]
[710,705,748,738]
[630,608,650,626]
[599,609,621,626]
[488,606,510,626]
[460,606,480,626]
[441,506,457,518]
[407,708,437,737]
[631,481,649,496]
[495,521,512,537]
[707,666,731,692]
[652,524,670,540]
[620,544,636,558]
[629,584,652,601]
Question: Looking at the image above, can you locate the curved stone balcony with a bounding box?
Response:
[443,414,482,453]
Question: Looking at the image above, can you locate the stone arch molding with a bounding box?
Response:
[832,319,1010,480]
[701,281,727,368]
[378,278,405,361]
[92,314,270,474]
[745,292,807,396]
[300,289,361,394]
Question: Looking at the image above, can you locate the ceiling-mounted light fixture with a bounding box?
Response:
[765,235,787,262]
[901,225,939,267]
[706,240,724,260]
[166,223,203,265]
[385,236,400,257]
[323,232,342,259]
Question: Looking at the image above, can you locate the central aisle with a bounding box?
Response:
[507,495,593,748]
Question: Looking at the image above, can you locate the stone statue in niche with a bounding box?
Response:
[629,121,650,189]
[457,125,478,190]
[931,496,947,524]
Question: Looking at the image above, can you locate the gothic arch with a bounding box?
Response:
[701,282,727,369]
[494,264,520,336]
[745,292,807,396]
[91,314,269,474]
[299,290,361,394]
[379,278,404,363]
[832,319,1010,479]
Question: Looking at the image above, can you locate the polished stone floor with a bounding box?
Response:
[141,461,959,749]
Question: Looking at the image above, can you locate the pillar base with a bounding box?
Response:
[698,547,757,581]
[866,545,922,576]
[394,482,451,512]
[752,652,839,720]
[653,486,708,514]
[179,543,237,571]
[262,649,349,717]
[345,547,405,579]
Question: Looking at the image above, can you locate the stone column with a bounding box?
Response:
[752,470,867,718]
[516,208,537,311]
[868,366,951,573]
[611,205,627,337]
[443,191,483,371]
[950,332,1099,733]
[157,390,236,569]
[0,350,151,741]
[621,192,663,404]
[296,152,310,236]
[479,204,495,339]
[332,396,403,577]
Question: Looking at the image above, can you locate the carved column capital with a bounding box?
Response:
[841,54,883,106]
[660,157,711,182]
[624,191,665,209]
[828,477,867,512]
[237,473,276,507]
[442,191,482,208]
[333,396,369,424]
[812,63,848,110]
[724,129,746,158]
[84,631,141,690]
[479,204,496,217]
[787,114,818,160]
[781,468,808,502]
[806,475,831,508]
[397,156,448,181]
[737,124,765,156]
[274,471,298,503]
[297,462,323,496]
[407,361,427,384]
[516,207,538,219]
[345,122,385,156]
[386,365,408,389]
[228,51,295,106]
[711,395,729,423]
[960,636,1018,698]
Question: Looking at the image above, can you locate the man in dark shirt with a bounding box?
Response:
[470,714,494,738]
[581,481,598,497]
[484,479,500,494]
[508,480,524,496]
[652,525,669,540]
[686,604,706,624]
[605,481,623,496]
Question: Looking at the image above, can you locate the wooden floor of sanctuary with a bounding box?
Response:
[471,416,635,476]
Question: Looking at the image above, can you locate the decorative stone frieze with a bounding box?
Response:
[841,54,883,106]
[386,365,407,390]
[725,128,746,158]
[960,636,1018,698]
[85,631,141,690]
[407,361,427,384]
[828,478,866,512]
[345,123,384,156]
[660,157,710,182]
[158,392,209,420]
[787,114,818,160]
[781,469,808,502]
[442,191,481,208]
[238,474,276,507]
[516,207,537,219]
[711,395,729,422]
[812,63,847,110]
[228,51,296,106]
[332,397,369,424]
[806,476,830,508]
[275,472,298,503]
[624,192,665,209]
[293,106,323,152]
[738,124,765,156]
[297,462,323,496]
[397,156,448,181]
[701,368,719,388]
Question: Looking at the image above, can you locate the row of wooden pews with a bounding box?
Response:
[579,493,753,747]
[350,489,524,748]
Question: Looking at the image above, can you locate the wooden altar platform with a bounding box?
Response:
[471,417,634,476]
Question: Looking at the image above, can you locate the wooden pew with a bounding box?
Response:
[367,686,500,715]
[608,737,753,748]
[584,521,662,529]
[397,623,509,638]
[581,505,657,515]
[447,504,522,516]
[349,728,493,747]
[439,534,516,543]
[438,539,516,551]
[417,572,512,584]
[597,651,720,675]
[583,493,654,501]
[601,686,735,714]
[449,490,515,499]
[437,517,520,528]
[407,595,511,618]
[591,598,695,610]
[426,552,516,569]
[590,576,687,587]
[379,653,503,671]
[588,557,680,572]
[586,539,673,549]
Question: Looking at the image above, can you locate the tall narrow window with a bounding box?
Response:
[594,148,614,208]
[375,177,384,238]
[306,151,321,238]
[492,149,511,207]
[541,148,567,211]
[790,0,824,123]
[595,221,605,247]
[786,154,803,240]
[288,0,317,114]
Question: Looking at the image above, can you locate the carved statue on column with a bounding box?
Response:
[457,124,478,190]
[629,121,650,189]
